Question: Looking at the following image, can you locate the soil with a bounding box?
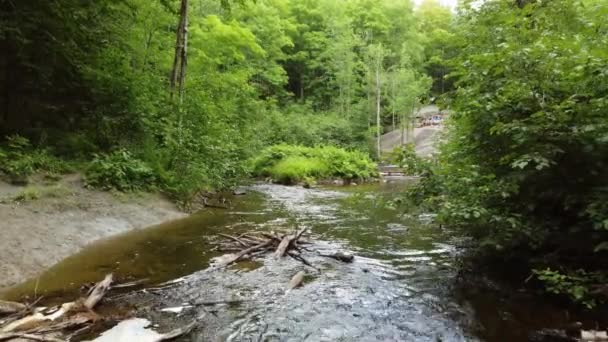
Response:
[0,174,186,291]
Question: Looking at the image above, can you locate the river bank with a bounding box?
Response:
[0,174,185,290]
[2,181,606,341]
[2,181,591,342]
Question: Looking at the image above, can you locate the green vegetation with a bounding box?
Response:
[0,136,71,184]
[390,145,430,176]
[0,0,429,201]
[411,0,608,307]
[85,150,159,192]
[3,0,606,311]
[252,145,377,184]
[7,184,70,203]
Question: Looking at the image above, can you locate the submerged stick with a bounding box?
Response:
[218,234,249,247]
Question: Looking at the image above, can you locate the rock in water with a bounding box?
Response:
[0,300,27,314]
[233,188,247,195]
[87,318,162,342]
[287,271,306,291]
[320,251,354,263]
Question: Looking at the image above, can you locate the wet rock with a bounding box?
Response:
[87,318,163,342]
[233,188,247,196]
[528,328,577,342]
[320,252,354,263]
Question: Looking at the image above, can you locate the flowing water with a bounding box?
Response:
[1,181,582,341]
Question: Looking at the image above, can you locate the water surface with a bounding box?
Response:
[2,181,581,341]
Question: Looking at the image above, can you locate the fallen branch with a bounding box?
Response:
[217,239,275,267]
[286,271,305,291]
[0,332,65,342]
[274,228,307,258]
[287,252,317,270]
[84,274,113,310]
[218,234,248,247]
[111,278,148,290]
[319,252,354,263]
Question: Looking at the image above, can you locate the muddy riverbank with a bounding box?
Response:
[0,174,185,290]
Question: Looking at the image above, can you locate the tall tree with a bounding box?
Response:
[170,0,189,102]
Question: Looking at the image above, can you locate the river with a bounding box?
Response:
[1,181,581,341]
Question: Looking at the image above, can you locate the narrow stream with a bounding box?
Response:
[2,182,580,341]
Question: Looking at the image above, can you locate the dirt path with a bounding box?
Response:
[380,125,442,156]
[379,105,444,157]
[0,174,185,291]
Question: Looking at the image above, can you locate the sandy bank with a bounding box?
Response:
[0,174,185,290]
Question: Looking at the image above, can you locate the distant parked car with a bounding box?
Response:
[431,115,443,125]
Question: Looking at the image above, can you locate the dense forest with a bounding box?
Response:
[0,0,435,199]
[1,0,607,310]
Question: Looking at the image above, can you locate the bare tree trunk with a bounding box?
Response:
[375,67,381,159]
[401,111,405,146]
[170,0,189,101]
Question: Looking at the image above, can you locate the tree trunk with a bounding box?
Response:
[375,67,381,159]
[170,0,189,101]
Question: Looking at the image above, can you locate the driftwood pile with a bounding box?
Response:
[0,228,353,341]
[0,275,194,342]
[212,228,316,269]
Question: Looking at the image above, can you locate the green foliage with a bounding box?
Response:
[412,0,608,306]
[1,0,427,201]
[0,135,71,183]
[10,184,70,203]
[85,149,158,192]
[391,144,430,175]
[533,268,608,309]
[252,144,377,184]
[270,156,329,184]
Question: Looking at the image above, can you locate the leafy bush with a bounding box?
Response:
[533,268,608,309]
[0,135,71,183]
[270,156,328,184]
[251,144,377,184]
[410,0,608,307]
[85,149,158,191]
[390,144,430,176]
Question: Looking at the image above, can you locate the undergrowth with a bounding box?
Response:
[251,144,377,184]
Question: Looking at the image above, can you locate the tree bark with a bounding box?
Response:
[375,67,381,159]
[170,0,189,102]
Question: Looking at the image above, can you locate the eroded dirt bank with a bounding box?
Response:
[0,174,185,290]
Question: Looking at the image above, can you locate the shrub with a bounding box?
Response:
[85,149,158,191]
[409,0,608,307]
[390,144,430,176]
[0,135,71,183]
[10,184,70,203]
[251,144,377,184]
[270,156,328,184]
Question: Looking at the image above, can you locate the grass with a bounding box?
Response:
[251,144,378,185]
[10,184,70,203]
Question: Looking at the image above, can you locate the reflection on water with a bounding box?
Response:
[1,181,582,341]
